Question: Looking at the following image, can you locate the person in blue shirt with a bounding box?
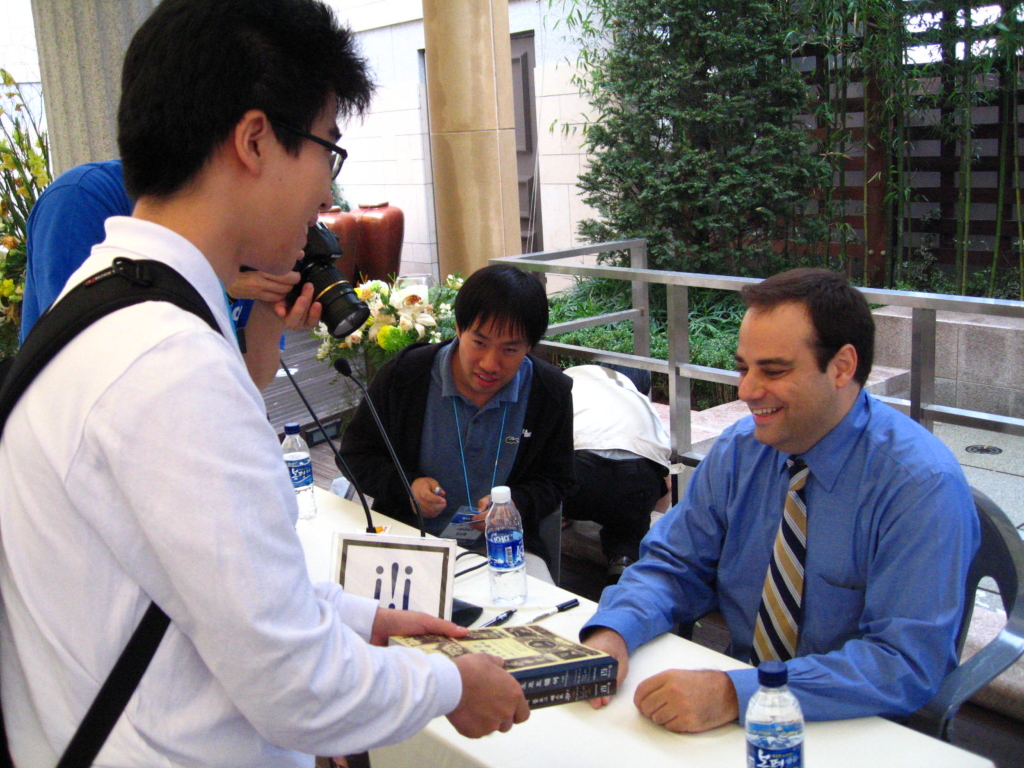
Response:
[582,268,979,732]
[21,160,132,341]
[21,159,320,389]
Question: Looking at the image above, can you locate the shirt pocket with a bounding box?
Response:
[805,573,866,653]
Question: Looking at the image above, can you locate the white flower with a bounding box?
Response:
[390,285,429,308]
[316,340,334,360]
[355,280,389,304]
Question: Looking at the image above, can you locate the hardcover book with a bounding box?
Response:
[390,623,617,709]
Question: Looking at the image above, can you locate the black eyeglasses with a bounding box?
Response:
[270,119,348,179]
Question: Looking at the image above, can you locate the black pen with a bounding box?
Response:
[479,609,516,628]
[528,598,579,622]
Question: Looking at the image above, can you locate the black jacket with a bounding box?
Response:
[338,340,575,564]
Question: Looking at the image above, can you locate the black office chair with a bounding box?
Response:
[907,487,1024,741]
[538,505,562,585]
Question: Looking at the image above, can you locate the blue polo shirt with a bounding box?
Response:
[418,339,533,535]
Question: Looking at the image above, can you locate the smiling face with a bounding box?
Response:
[451,319,531,407]
[734,301,859,456]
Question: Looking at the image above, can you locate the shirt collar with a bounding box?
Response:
[436,338,530,410]
[85,216,236,341]
[785,388,869,492]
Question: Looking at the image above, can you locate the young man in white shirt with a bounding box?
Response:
[0,0,527,764]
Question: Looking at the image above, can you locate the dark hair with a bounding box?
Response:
[741,268,874,386]
[454,265,549,347]
[118,0,373,199]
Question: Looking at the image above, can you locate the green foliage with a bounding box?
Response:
[553,1,1024,298]
[0,68,50,355]
[557,0,833,277]
[549,278,742,409]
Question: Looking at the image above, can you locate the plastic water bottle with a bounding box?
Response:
[746,661,803,768]
[485,486,527,606]
[282,423,317,520]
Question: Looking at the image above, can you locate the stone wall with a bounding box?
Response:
[873,306,1024,419]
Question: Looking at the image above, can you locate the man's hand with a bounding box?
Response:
[273,280,322,331]
[583,628,630,708]
[446,653,530,738]
[228,269,300,303]
[370,608,468,647]
[411,477,447,518]
[468,494,491,532]
[228,269,322,331]
[633,669,739,733]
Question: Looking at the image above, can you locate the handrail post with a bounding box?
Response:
[910,307,937,432]
[667,284,691,457]
[631,241,651,359]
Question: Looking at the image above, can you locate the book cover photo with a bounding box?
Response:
[390,623,618,709]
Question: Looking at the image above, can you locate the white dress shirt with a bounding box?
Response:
[0,217,460,767]
[564,365,671,466]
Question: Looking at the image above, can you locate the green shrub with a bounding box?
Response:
[557,0,832,278]
[548,278,741,410]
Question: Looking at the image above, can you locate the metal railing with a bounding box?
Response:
[492,241,1024,462]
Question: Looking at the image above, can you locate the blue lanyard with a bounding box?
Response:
[452,398,509,506]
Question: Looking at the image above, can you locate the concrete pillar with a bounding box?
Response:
[422,0,521,277]
[31,0,155,175]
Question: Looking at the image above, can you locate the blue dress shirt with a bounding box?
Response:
[584,389,979,722]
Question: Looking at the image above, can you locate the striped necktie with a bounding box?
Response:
[751,458,809,665]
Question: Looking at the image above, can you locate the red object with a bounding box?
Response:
[319,202,405,284]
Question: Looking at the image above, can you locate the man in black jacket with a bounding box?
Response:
[339,265,574,578]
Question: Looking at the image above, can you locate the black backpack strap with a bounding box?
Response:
[0,257,222,768]
[54,604,171,768]
[0,257,220,433]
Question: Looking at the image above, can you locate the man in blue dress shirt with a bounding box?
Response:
[582,268,979,732]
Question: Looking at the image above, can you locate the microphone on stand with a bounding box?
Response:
[334,358,426,537]
[278,358,377,534]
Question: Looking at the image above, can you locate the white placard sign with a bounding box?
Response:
[332,532,457,620]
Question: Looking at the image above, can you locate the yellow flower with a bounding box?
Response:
[0,279,15,298]
[377,324,410,350]
[2,235,19,251]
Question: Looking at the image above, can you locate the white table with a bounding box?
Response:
[299,488,994,768]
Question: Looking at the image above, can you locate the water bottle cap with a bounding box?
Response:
[491,486,512,503]
[757,660,788,687]
[284,422,301,435]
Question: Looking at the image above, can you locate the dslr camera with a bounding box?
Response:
[287,222,369,338]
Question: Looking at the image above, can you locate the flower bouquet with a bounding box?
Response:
[1,69,51,356]
[313,273,462,381]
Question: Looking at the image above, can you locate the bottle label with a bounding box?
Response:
[286,458,314,489]
[486,529,525,570]
[747,743,802,768]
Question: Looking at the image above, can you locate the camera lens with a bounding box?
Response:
[304,262,370,337]
[291,223,370,338]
